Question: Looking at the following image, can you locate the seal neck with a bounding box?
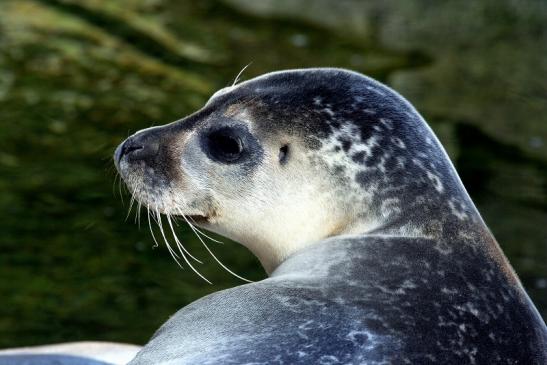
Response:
[270,228,519,291]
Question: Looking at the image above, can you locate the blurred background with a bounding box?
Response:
[0,0,546,348]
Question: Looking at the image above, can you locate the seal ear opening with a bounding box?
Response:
[279,144,289,165]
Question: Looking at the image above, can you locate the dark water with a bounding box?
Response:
[0,0,545,348]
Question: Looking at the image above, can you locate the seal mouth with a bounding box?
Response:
[185,215,209,225]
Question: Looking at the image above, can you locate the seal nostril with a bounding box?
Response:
[118,142,145,162]
[116,132,161,165]
[123,145,144,155]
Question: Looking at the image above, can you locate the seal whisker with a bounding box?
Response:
[135,201,142,228]
[182,189,225,245]
[156,209,183,267]
[166,214,203,264]
[179,211,252,283]
[232,62,252,86]
[146,206,160,249]
[117,174,125,205]
[112,173,119,199]
[165,214,211,284]
[173,207,223,245]
[126,185,138,222]
[187,217,224,245]
[196,228,253,283]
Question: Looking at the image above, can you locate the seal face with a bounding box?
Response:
[115,68,547,364]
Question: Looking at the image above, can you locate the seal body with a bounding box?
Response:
[131,238,546,364]
[114,68,547,364]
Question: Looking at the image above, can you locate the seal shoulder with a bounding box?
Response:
[130,236,547,365]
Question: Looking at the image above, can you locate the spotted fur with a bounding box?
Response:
[116,69,547,364]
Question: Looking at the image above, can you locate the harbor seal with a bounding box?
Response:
[114,68,547,364]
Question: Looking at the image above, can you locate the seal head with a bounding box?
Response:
[115,68,479,272]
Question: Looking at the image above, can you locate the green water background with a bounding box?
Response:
[0,0,545,347]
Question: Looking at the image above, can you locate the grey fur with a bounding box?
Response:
[116,69,546,364]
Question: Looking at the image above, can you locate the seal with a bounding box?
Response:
[114,68,547,364]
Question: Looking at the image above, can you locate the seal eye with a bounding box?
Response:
[207,128,243,163]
